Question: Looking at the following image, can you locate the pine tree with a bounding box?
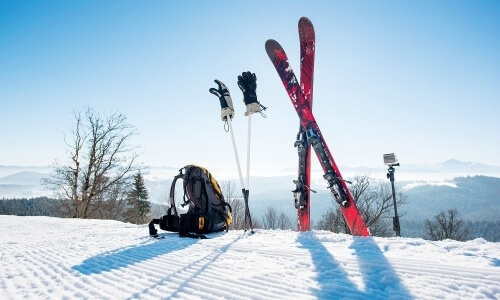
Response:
[124,171,151,224]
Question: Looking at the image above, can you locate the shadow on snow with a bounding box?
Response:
[297,233,413,299]
[72,233,200,275]
[71,231,244,298]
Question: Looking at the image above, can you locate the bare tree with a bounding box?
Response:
[352,175,407,236]
[316,207,345,233]
[220,180,264,230]
[262,207,278,229]
[261,206,292,230]
[220,180,246,230]
[425,209,470,241]
[277,211,293,230]
[316,174,407,236]
[43,107,141,219]
[88,183,128,220]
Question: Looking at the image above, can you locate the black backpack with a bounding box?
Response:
[149,165,232,238]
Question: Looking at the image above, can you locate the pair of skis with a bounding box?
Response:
[266,17,370,236]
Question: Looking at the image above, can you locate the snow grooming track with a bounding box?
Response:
[1,216,499,299]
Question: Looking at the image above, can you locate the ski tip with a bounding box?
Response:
[298,16,315,39]
[299,16,314,29]
[265,39,279,49]
[265,39,285,58]
[299,16,312,24]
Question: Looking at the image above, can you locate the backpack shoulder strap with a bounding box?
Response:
[168,167,186,217]
[149,167,186,237]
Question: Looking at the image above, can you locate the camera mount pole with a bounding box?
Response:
[387,164,401,237]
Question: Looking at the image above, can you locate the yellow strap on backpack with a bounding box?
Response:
[198,216,205,230]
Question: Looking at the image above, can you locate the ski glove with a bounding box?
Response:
[237,71,262,116]
[209,79,235,121]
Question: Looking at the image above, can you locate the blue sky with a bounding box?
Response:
[1,1,499,176]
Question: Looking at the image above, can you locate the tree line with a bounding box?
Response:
[401,218,500,242]
[0,197,61,217]
[3,179,499,241]
[1,169,150,224]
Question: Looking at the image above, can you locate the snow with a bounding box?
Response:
[402,181,458,191]
[1,216,499,299]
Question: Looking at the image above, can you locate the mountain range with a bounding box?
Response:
[1,160,500,223]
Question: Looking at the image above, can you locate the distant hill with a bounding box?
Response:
[0,167,53,199]
[0,171,49,185]
[432,159,500,173]
[0,165,52,178]
[2,162,500,224]
[338,159,500,181]
[401,176,500,221]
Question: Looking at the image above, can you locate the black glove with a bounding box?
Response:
[238,71,258,105]
[238,71,263,116]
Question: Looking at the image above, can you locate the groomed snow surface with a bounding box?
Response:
[1,216,499,299]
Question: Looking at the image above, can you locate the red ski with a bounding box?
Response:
[295,17,315,231]
[265,36,370,236]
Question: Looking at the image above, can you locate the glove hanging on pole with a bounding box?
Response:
[209,79,235,121]
[237,71,266,116]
